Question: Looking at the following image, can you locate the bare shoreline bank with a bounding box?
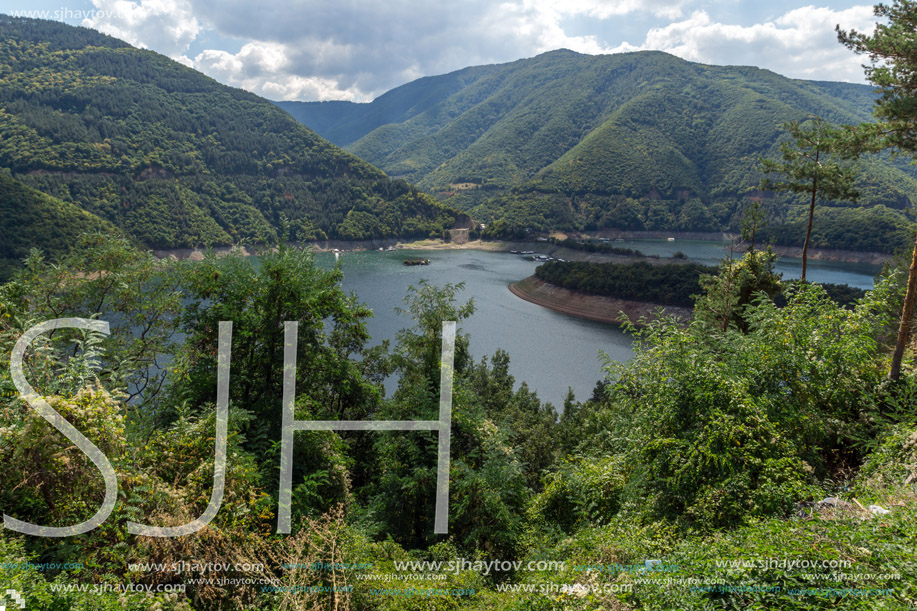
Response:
[152,236,889,265]
[508,276,692,327]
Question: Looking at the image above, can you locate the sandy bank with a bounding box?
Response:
[508,276,692,327]
[152,237,890,266]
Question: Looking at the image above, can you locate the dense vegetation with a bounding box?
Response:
[0,169,120,280]
[0,16,459,276]
[535,260,714,307]
[280,50,917,250]
[0,234,913,610]
[1,5,916,610]
[553,237,643,256]
[535,257,868,310]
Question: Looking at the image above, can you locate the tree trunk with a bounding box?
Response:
[890,233,917,381]
[802,152,819,283]
[802,189,816,283]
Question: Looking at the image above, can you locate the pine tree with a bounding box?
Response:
[759,118,858,282]
[839,1,917,380]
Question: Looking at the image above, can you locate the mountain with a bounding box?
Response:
[0,15,459,272]
[0,170,119,279]
[278,50,917,252]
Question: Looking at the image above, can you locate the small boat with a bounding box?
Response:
[509,250,520,254]
[403,259,430,266]
[520,250,534,255]
[667,237,676,242]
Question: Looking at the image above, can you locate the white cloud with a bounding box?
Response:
[542,0,685,20]
[194,43,361,100]
[81,0,202,57]
[78,0,683,100]
[180,0,643,100]
[613,5,877,82]
[76,0,878,101]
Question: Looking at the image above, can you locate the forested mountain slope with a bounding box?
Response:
[0,170,118,279]
[0,15,458,272]
[279,50,917,251]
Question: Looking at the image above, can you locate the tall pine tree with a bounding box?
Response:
[838,1,917,380]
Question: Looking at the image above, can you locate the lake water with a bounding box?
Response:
[315,240,883,408]
[604,239,883,290]
[316,249,633,408]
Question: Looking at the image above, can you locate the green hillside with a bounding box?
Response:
[279,50,917,251]
[0,170,119,280]
[0,16,459,263]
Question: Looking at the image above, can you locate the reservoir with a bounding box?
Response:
[603,239,883,290]
[315,240,882,408]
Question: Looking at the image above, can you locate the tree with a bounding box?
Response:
[838,1,917,380]
[173,243,385,517]
[759,118,858,282]
[693,249,783,333]
[0,233,185,414]
[740,200,767,253]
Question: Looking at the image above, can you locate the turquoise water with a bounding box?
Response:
[316,249,633,408]
[603,239,883,290]
[315,243,881,408]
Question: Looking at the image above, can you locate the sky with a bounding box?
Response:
[4,1,882,102]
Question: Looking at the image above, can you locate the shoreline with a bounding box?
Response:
[508,276,692,327]
[152,235,890,265]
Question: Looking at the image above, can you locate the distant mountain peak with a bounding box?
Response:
[276,50,914,252]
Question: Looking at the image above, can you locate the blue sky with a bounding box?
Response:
[4,1,880,101]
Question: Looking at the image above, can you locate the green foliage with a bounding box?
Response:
[0,16,457,274]
[759,118,859,206]
[694,249,784,332]
[171,244,385,522]
[838,0,917,383]
[760,203,915,253]
[535,260,715,307]
[518,497,917,610]
[529,455,627,532]
[552,238,643,256]
[588,280,893,529]
[282,49,917,250]
[0,233,185,409]
[759,117,860,280]
[0,536,191,610]
[0,170,120,281]
[838,0,917,153]
[365,282,543,557]
[0,226,914,610]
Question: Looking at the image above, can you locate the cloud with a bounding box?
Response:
[183,0,638,100]
[77,0,877,101]
[77,0,681,101]
[82,0,202,57]
[546,0,685,20]
[194,43,362,100]
[613,5,877,82]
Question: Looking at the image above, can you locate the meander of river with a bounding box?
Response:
[315,239,882,408]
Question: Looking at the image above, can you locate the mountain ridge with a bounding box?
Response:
[278,50,916,251]
[0,15,460,278]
